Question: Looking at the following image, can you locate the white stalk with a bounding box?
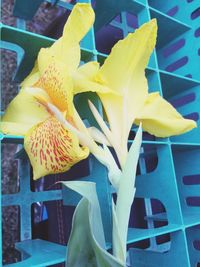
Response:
[102,144,121,191]
[88,100,125,168]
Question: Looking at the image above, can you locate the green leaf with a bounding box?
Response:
[112,200,124,262]
[62,181,125,267]
[113,125,142,263]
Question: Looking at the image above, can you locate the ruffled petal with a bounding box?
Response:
[135,92,197,137]
[24,116,89,180]
[98,18,157,104]
[97,20,157,157]
[38,3,95,75]
[1,89,50,135]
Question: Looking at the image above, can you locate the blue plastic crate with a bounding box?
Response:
[1,0,200,266]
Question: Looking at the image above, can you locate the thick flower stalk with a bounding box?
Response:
[84,19,197,264]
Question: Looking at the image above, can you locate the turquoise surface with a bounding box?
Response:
[1,0,200,266]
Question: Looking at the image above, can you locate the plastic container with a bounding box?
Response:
[1,0,200,266]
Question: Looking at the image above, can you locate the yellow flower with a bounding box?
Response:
[1,3,96,180]
[81,19,197,167]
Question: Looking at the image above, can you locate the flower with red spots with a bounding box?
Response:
[1,3,97,179]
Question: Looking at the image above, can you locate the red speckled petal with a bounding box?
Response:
[24,116,89,180]
[33,61,73,113]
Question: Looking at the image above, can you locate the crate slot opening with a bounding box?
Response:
[195,27,200,38]
[166,5,179,17]
[191,7,200,20]
[129,197,168,230]
[170,92,196,108]
[129,231,172,252]
[186,197,200,207]
[193,240,200,251]
[135,144,159,174]
[165,56,188,72]
[95,17,124,54]
[162,38,185,58]
[183,174,200,185]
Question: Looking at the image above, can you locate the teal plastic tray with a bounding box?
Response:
[1,0,200,266]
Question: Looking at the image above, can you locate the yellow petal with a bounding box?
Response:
[1,122,32,136]
[73,61,111,94]
[135,92,197,137]
[98,18,157,98]
[77,61,100,79]
[62,3,95,46]
[1,89,50,135]
[38,3,95,75]
[97,20,157,161]
[33,60,73,113]
[24,116,89,180]
[20,62,40,88]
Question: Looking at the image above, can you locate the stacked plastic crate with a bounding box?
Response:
[1,0,200,266]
